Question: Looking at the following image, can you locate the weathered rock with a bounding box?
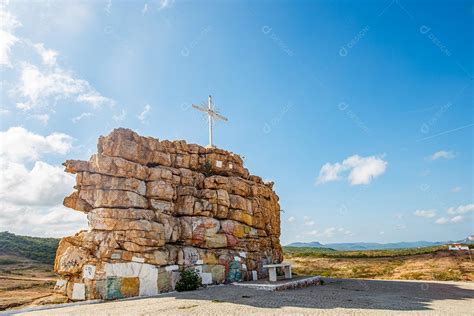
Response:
[146,181,175,201]
[78,172,146,196]
[56,128,282,301]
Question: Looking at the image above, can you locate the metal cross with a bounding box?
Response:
[192,95,228,148]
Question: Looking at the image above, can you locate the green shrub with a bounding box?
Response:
[201,160,213,177]
[175,269,202,292]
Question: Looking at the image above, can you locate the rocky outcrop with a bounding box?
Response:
[54,128,282,300]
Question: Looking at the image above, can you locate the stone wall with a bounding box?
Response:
[54,128,282,300]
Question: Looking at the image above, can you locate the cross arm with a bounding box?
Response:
[192,104,208,113]
[212,112,228,122]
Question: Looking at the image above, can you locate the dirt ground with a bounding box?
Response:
[0,258,56,310]
[287,250,474,281]
[9,278,474,315]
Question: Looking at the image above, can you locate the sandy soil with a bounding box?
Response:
[10,278,474,315]
[0,259,56,311]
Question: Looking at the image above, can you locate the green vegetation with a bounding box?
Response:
[0,258,21,265]
[200,160,213,177]
[284,245,447,258]
[0,232,59,265]
[175,268,202,292]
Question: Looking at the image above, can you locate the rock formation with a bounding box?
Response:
[54,128,282,300]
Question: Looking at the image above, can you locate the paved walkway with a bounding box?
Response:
[8,278,474,315]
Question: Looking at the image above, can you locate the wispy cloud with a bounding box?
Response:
[287,216,295,223]
[142,3,149,15]
[30,113,50,126]
[72,112,93,123]
[14,62,114,110]
[0,2,21,67]
[428,150,455,161]
[306,227,353,238]
[158,0,175,10]
[447,204,474,215]
[32,42,58,66]
[113,109,126,123]
[1,3,114,119]
[414,209,437,218]
[316,154,387,185]
[137,104,151,123]
[433,203,473,224]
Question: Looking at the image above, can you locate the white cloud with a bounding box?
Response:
[158,0,175,10]
[305,227,352,238]
[138,104,151,123]
[14,62,114,110]
[451,186,462,193]
[142,3,149,14]
[0,203,87,237]
[395,224,406,230]
[32,42,58,66]
[1,3,114,114]
[0,3,21,67]
[113,109,126,122]
[435,217,449,224]
[317,154,387,185]
[428,150,455,161]
[76,92,114,109]
[105,0,112,15]
[317,162,345,183]
[304,220,315,226]
[379,231,385,235]
[414,209,437,218]
[72,112,93,123]
[448,204,474,215]
[0,127,81,237]
[287,216,295,223]
[30,113,50,125]
[0,160,74,206]
[0,126,73,162]
[435,215,465,225]
[450,215,464,223]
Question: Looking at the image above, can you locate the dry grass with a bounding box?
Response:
[285,247,474,281]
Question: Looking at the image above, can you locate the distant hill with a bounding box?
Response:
[286,241,324,248]
[286,240,452,251]
[0,231,59,265]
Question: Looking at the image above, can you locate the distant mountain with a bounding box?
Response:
[286,241,323,248]
[286,240,451,251]
[0,231,59,264]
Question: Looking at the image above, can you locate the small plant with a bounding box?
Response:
[175,268,202,292]
[201,160,213,177]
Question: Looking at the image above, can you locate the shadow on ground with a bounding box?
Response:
[169,278,474,312]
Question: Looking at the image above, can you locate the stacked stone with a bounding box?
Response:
[54,128,282,300]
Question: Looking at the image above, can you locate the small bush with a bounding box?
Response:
[201,160,213,177]
[175,269,202,292]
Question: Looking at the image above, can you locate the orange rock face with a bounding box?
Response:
[55,128,282,300]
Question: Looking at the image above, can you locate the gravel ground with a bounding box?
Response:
[10,278,474,315]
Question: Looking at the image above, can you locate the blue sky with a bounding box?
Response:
[0,0,472,243]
